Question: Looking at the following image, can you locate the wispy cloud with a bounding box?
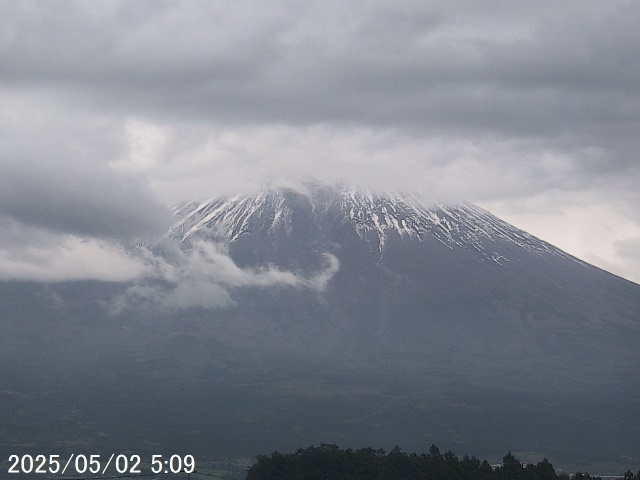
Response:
[110,241,340,311]
[0,216,150,282]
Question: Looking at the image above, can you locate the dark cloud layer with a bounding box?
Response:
[3,2,639,139]
[0,160,170,240]
[2,1,639,195]
[0,93,171,240]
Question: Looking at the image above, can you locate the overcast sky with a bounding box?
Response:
[1,0,639,285]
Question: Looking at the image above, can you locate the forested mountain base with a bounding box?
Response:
[245,444,640,480]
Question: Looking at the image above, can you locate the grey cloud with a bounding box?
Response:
[0,159,171,240]
[583,236,640,286]
[615,237,640,275]
[111,241,339,311]
[0,95,172,240]
[2,1,636,192]
[0,216,150,282]
[3,1,639,135]
[2,1,639,178]
[115,123,599,205]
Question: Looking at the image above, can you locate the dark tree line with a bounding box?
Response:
[245,444,640,480]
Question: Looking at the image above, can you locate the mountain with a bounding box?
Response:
[165,184,637,379]
[1,183,639,472]
[168,185,573,262]
[161,184,640,465]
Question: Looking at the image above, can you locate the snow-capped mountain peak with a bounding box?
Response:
[167,184,577,265]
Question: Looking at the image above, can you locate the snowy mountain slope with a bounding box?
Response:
[167,184,578,265]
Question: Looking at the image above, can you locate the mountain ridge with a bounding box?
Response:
[167,184,581,267]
